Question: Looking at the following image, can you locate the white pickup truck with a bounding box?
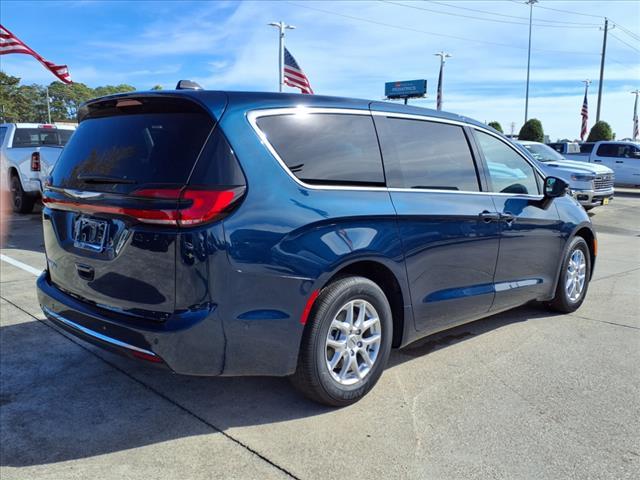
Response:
[565,141,640,187]
[0,123,76,213]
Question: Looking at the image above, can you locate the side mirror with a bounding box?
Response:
[544,176,569,198]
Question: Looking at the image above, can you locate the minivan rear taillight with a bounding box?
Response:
[42,186,244,227]
[31,152,41,171]
[132,187,244,226]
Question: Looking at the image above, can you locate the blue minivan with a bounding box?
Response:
[37,87,595,406]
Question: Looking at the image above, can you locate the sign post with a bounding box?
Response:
[385,79,427,105]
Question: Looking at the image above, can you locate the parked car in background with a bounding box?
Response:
[37,88,596,406]
[565,141,640,187]
[517,141,614,210]
[0,123,76,213]
[547,141,581,155]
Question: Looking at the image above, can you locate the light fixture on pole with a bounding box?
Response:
[268,21,296,93]
[434,51,451,111]
[524,0,538,124]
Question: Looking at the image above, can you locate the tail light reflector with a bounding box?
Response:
[42,186,244,227]
[31,152,41,171]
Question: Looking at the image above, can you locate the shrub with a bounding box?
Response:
[488,121,503,133]
[518,118,544,142]
[586,121,614,142]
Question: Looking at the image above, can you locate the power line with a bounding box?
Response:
[382,1,598,28]
[610,21,640,42]
[609,32,640,55]
[286,1,601,56]
[428,0,601,27]
[508,0,603,19]
[509,0,640,43]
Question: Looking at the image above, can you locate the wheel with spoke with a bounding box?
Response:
[547,236,591,313]
[10,174,35,214]
[290,276,392,406]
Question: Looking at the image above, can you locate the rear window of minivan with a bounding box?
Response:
[51,98,214,194]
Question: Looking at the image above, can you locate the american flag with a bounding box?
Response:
[580,90,589,141]
[633,92,639,141]
[284,47,313,94]
[0,24,72,84]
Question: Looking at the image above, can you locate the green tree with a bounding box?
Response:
[518,118,544,142]
[93,84,136,97]
[488,121,503,133]
[47,81,94,121]
[586,121,614,142]
[151,84,163,90]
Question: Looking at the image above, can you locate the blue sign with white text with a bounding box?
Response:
[385,79,427,99]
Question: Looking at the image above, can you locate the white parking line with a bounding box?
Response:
[0,253,41,277]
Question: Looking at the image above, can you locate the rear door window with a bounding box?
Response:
[256,113,385,186]
[52,99,214,194]
[374,116,480,191]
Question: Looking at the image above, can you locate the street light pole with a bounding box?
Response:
[434,51,451,111]
[524,0,538,124]
[268,21,296,92]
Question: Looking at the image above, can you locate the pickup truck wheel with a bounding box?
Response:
[547,237,591,313]
[10,174,35,214]
[290,276,392,407]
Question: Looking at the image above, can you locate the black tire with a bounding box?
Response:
[547,236,591,313]
[290,276,393,407]
[10,174,35,214]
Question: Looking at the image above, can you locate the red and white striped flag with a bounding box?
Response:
[580,89,589,141]
[0,24,72,84]
[284,47,313,94]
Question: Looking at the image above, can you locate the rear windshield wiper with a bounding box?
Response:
[77,174,137,185]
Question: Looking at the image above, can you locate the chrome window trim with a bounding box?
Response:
[42,306,158,357]
[246,107,544,199]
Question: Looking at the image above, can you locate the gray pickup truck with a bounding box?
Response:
[517,141,615,210]
[0,123,76,213]
[565,141,640,187]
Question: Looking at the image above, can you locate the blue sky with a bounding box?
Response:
[1,0,639,140]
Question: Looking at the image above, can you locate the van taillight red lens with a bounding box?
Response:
[43,187,244,227]
[31,152,40,171]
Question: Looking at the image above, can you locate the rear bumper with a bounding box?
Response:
[37,272,226,375]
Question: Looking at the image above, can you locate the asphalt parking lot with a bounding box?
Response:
[1,192,639,480]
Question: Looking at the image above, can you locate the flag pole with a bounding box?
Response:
[580,79,591,141]
[269,21,295,92]
[632,89,639,141]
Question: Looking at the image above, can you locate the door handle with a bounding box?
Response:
[501,212,516,225]
[615,160,624,163]
[479,211,501,223]
[593,160,602,162]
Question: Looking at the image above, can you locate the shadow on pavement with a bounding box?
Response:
[0,302,550,468]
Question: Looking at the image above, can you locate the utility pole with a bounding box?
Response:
[46,86,52,124]
[268,21,295,92]
[524,0,538,124]
[596,18,613,122]
[632,89,639,141]
[434,51,451,111]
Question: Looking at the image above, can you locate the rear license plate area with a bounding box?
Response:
[73,216,109,252]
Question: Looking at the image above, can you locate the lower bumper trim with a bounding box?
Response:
[42,305,159,358]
